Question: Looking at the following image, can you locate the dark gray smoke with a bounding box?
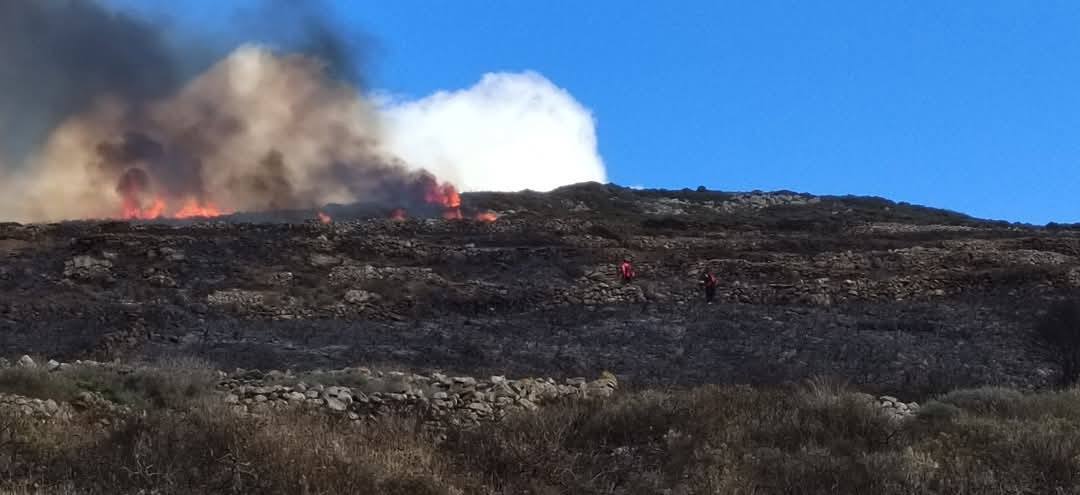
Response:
[229,0,366,84]
[0,0,178,162]
[0,0,473,223]
[0,0,358,165]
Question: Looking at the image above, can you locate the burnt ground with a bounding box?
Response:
[0,182,1077,397]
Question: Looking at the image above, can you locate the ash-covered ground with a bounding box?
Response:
[0,183,1074,396]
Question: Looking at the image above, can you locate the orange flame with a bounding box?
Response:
[121,198,227,220]
[475,211,498,223]
[424,182,460,209]
[390,208,407,221]
[122,198,166,220]
[423,180,463,220]
[144,199,167,219]
[317,211,332,224]
[174,200,225,219]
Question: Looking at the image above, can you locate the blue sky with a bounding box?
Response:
[108,1,1080,224]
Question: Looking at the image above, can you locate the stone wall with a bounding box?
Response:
[0,393,67,420]
[220,369,619,428]
[0,356,925,427]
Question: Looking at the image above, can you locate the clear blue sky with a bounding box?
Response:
[110,1,1080,224]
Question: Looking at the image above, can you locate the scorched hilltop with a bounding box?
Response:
[0,182,1071,396]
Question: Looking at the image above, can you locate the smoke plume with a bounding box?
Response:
[0,0,179,162]
[0,0,607,223]
[1,45,435,221]
[378,72,607,192]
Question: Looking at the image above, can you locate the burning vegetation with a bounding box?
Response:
[0,0,493,224]
[67,47,478,223]
[475,210,499,223]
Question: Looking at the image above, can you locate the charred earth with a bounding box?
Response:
[0,182,1072,396]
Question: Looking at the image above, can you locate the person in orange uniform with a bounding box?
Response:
[700,270,718,304]
[619,258,636,283]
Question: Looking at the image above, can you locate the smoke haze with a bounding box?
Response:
[0,0,607,223]
[0,0,179,162]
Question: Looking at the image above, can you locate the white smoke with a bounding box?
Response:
[377,71,607,192]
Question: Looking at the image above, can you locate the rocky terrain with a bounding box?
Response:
[0,182,1076,398]
[3,182,1080,494]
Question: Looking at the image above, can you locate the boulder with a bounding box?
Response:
[63,255,113,280]
[344,290,379,305]
[309,253,342,267]
[466,402,493,414]
[325,397,348,412]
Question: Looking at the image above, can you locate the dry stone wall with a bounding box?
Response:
[0,356,925,431]
[220,369,619,427]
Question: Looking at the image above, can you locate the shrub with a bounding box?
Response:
[936,387,1025,416]
[0,357,218,410]
[0,396,470,493]
[122,357,218,409]
[4,379,1080,494]
[798,375,851,408]
[0,366,80,401]
[913,401,962,423]
[1036,298,1080,385]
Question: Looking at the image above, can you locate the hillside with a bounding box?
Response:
[0,182,1074,395]
[3,183,1080,493]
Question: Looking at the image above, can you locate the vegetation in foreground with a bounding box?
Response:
[0,365,1078,494]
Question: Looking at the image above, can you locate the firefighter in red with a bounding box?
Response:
[700,270,718,303]
[619,258,636,283]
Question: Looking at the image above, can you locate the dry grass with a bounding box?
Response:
[0,358,217,409]
[0,405,470,494]
[0,367,1078,494]
[446,382,1080,494]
